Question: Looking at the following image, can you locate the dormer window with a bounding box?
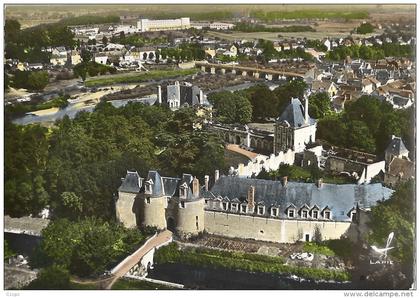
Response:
[324,211,331,220]
[350,211,357,222]
[288,209,295,218]
[311,205,320,219]
[179,182,188,199]
[271,207,278,217]
[299,204,310,219]
[231,203,238,212]
[145,179,153,194]
[222,202,228,210]
[240,204,247,213]
[257,206,265,215]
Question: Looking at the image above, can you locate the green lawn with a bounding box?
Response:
[85,68,199,87]
[111,278,176,290]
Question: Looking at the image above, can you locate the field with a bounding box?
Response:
[206,18,385,41]
[84,68,199,87]
[5,4,415,29]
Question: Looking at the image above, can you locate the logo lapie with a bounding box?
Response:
[370,232,394,265]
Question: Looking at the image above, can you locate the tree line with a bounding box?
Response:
[325,43,415,61]
[317,95,414,155]
[5,103,225,219]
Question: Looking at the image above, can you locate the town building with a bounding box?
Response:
[116,169,393,242]
[137,17,190,32]
[156,81,210,111]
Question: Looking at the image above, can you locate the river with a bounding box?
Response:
[12,81,281,126]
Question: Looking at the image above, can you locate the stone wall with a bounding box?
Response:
[204,211,351,243]
[116,191,138,228]
[231,150,296,178]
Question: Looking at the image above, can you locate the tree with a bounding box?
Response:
[308,92,332,119]
[369,180,414,271]
[27,71,49,91]
[356,22,375,34]
[73,63,88,81]
[81,48,92,63]
[102,35,108,45]
[26,265,71,289]
[208,91,252,124]
[312,225,323,243]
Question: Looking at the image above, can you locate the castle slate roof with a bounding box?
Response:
[207,176,393,221]
[386,136,409,156]
[146,170,164,197]
[276,98,316,128]
[118,171,142,193]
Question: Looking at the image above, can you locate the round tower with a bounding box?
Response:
[141,195,168,230]
[140,170,168,230]
[175,198,205,238]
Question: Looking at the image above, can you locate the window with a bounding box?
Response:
[145,183,152,194]
[241,205,247,213]
[312,210,318,219]
[301,210,308,219]
[305,234,310,242]
[180,201,185,208]
[196,216,199,230]
[231,203,238,212]
[324,211,331,220]
[205,199,209,205]
[222,202,228,210]
[271,208,278,217]
[288,209,295,218]
[350,211,357,222]
[258,206,264,215]
[146,197,150,204]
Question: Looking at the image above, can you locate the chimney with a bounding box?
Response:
[282,176,288,187]
[304,94,309,124]
[204,175,209,191]
[214,170,219,183]
[192,177,200,197]
[247,186,255,211]
[157,85,162,104]
[316,178,323,188]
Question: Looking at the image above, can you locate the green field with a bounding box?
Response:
[85,69,199,87]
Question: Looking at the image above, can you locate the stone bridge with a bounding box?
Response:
[196,62,307,81]
[104,230,173,289]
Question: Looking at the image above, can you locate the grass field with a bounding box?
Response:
[84,68,199,87]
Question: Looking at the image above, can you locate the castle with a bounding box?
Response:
[116,169,393,243]
[115,96,395,242]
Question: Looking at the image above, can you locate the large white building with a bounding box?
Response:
[137,17,190,32]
